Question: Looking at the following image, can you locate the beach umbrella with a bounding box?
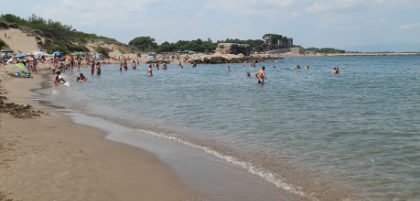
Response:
[0,48,13,53]
[33,51,48,58]
[52,51,62,57]
[15,53,28,58]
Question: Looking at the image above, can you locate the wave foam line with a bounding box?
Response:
[136,128,316,200]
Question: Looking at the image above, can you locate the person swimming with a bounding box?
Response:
[333,67,340,74]
[77,73,88,82]
[305,65,310,70]
[295,65,301,70]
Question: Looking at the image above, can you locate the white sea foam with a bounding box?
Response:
[135,128,316,200]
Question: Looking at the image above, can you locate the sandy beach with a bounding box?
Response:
[0,70,199,201]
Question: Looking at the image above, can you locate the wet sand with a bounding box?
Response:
[0,72,200,201]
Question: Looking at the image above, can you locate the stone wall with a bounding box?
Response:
[215,43,251,56]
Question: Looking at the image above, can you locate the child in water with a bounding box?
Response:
[53,71,65,86]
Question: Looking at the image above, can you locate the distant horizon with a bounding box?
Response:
[1,0,420,52]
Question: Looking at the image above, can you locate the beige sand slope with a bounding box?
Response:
[0,28,40,53]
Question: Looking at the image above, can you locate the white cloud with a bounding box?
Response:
[35,0,164,27]
[399,22,420,30]
[304,0,420,13]
[208,0,295,10]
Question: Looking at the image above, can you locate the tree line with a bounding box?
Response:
[128,33,296,53]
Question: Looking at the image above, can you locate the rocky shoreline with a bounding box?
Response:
[188,53,282,64]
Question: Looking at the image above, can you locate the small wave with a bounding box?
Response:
[135,128,315,201]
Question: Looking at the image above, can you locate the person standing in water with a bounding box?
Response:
[96,61,101,75]
[90,60,95,75]
[162,62,168,70]
[148,65,153,77]
[123,59,128,70]
[132,60,136,70]
[227,65,231,72]
[256,66,265,84]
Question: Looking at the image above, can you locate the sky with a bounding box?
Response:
[1,0,420,51]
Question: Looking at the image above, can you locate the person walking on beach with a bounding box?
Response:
[256,66,265,84]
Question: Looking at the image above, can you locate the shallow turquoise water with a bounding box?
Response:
[51,56,420,200]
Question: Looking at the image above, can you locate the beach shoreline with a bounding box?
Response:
[0,70,200,201]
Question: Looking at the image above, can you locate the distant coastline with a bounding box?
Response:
[281,51,420,57]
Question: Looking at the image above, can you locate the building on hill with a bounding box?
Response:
[290,47,304,55]
[263,34,293,49]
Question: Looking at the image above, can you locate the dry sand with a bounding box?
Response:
[0,73,200,201]
[0,28,41,53]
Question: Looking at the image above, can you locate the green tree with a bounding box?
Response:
[157,41,176,52]
[0,39,6,48]
[129,36,158,51]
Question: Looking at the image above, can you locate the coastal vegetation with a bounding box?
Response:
[129,34,293,54]
[95,47,112,58]
[0,14,129,55]
[304,47,345,54]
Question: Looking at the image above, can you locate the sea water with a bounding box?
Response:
[48,56,420,201]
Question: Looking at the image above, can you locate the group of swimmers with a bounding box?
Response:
[296,64,341,74]
[295,65,310,70]
[53,59,341,87]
